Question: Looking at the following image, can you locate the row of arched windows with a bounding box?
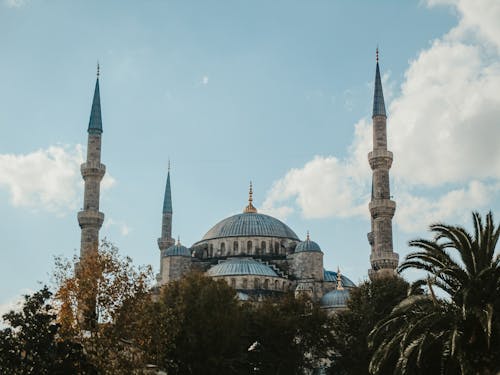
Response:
[228,277,289,291]
[208,240,283,258]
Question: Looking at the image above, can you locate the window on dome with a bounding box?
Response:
[263,279,269,289]
[221,242,226,255]
[274,280,279,290]
[231,278,236,288]
[247,241,252,252]
[233,241,238,253]
[242,278,248,289]
[274,242,279,254]
[209,244,213,257]
[254,278,260,289]
[261,241,266,252]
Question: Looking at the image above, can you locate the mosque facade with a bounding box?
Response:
[78,53,399,312]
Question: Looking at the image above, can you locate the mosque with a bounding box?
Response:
[77,52,399,312]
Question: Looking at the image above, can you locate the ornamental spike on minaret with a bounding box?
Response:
[367,49,399,280]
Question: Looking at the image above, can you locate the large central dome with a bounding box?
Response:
[200,212,299,241]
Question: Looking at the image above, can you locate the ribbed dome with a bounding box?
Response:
[163,243,191,257]
[320,289,351,308]
[200,212,299,241]
[295,239,322,253]
[207,258,279,277]
[323,270,356,287]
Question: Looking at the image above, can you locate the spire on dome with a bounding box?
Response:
[306,231,310,241]
[372,48,386,118]
[162,165,173,214]
[337,267,344,290]
[88,63,103,134]
[243,181,257,213]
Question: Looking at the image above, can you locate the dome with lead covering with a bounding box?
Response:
[323,270,356,287]
[163,243,191,257]
[200,212,299,242]
[207,258,279,277]
[295,233,322,253]
[320,288,351,308]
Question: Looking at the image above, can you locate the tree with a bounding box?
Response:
[148,271,248,375]
[0,286,94,374]
[369,211,500,374]
[246,293,335,375]
[327,276,409,375]
[53,240,154,374]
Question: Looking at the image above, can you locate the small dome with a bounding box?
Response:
[320,289,351,308]
[163,243,191,257]
[295,239,322,253]
[207,258,278,277]
[323,270,356,287]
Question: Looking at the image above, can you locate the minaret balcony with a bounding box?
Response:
[158,237,175,251]
[369,199,396,216]
[81,162,106,178]
[78,209,104,227]
[368,150,393,169]
[367,231,374,246]
[370,251,399,269]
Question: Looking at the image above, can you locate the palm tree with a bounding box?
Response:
[369,211,500,374]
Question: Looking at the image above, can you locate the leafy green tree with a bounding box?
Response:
[327,276,409,375]
[149,271,249,375]
[369,211,500,375]
[0,286,94,374]
[246,293,335,375]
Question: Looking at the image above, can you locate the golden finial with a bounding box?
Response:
[376,47,379,63]
[97,61,100,78]
[337,266,344,290]
[243,181,257,213]
[306,231,310,241]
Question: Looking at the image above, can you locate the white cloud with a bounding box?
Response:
[4,0,27,8]
[264,0,500,232]
[104,218,131,237]
[202,75,209,85]
[0,145,115,214]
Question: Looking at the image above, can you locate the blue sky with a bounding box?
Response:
[1,0,500,311]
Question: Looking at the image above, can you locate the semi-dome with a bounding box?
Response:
[320,288,351,308]
[206,258,279,277]
[163,242,191,257]
[199,212,299,242]
[323,270,356,287]
[295,233,322,253]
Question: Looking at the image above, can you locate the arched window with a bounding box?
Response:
[261,241,266,252]
[254,278,260,289]
[221,242,226,255]
[233,241,238,253]
[263,279,269,290]
[209,244,213,257]
[274,280,279,290]
[274,242,279,254]
[230,278,236,288]
[242,278,248,289]
[247,241,252,252]
[282,281,286,291]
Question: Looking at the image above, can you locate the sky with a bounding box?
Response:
[1,0,500,313]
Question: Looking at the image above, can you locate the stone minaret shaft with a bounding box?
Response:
[78,70,105,257]
[367,51,399,280]
[158,165,175,252]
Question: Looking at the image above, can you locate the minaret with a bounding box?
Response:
[367,49,399,280]
[158,162,175,252]
[78,65,106,257]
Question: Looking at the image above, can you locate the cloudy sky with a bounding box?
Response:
[1,0,499,313]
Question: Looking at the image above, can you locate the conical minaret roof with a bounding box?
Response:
[372,49,386,118]
[163,163,173,214]
[88,64,103,134]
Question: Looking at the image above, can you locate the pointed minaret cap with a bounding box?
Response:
[163,163,173,214]
[88,62,103,134]
[337,266,344,290]
[243,181,258,213]
[372,48,387,118]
